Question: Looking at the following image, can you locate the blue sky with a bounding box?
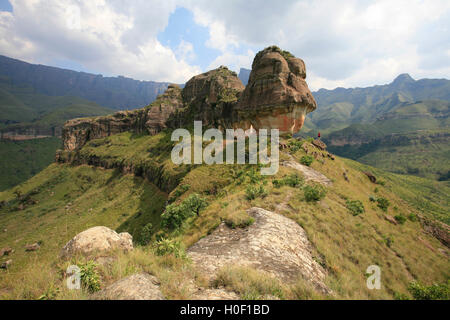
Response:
[0,0,449,90]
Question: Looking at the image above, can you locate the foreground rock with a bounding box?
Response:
[188,207,330,293]
[0,247,13,256]
[281,160,333,186]
[25,243,40,252]
[93,273,164,300]
[236,46,317,134]
[60,226,133,258]
[0,259,12,269]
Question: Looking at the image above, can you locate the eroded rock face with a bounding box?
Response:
[60,226,133,258]
[94,273,164,300]
[62,85,183,151]
[236,46,317,134]
[167,66,245,128]
[188,207,330,293]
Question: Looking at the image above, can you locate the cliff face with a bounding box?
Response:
[0,55,169,110]
[62,85,183,151]
[62,46,317,151]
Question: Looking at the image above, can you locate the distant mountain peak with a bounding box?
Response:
[392,73,415,85]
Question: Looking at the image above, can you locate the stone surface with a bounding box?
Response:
[60,226,133,258]
[188,207,330,293]
[236,46,317,134]
[62,85,183,151]
[25,243,40,251]
[0,259,12,269]
[0,247,13,257]
[93,273,164,300]
[312,139,327,150]
[364,172,377,183]
[190,288,239,300]
[281,160,333,186]
[384,215,398,225]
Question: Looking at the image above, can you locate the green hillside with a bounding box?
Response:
[325,100,449,180]
[0,137,62,191]
[0,131,448,300]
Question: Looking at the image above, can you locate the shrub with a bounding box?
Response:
[288,139,303,152]
[408,281,449,300]
[369,195,377,202]
[183,193,208,216]
[273,174,304,188]
[408,213,418,222]
[245,185,267,200]
[376,197,390,212]
[300,155,314,166]
[155,238,185,258]
[161,194,207,229]
[394,214,407,225]
[79,261,101,293]
[224,211,255,229]
[303,185,326,202]
[139,223,153,245]
[346,200,365,216]
[172,184,190,199]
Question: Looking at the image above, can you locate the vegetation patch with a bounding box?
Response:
[345,200,365,216]
[300,155,314,166]
[303,185,326,202]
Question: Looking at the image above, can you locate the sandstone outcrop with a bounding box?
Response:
[60,46,317,152]
[188,207,330,294]
[93,273,164,300]
[60,226,133,258]
[167,66,245,129]
[236,46,317,134]
[62,85,183,151]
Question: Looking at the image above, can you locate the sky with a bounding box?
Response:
[0,0,449,91]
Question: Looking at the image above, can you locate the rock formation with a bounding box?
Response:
[94,273,164,300]
[188,207,330,293]
[236,46,317,134]
[62,84,183,151]
[60,226,133,258]
[61,46,316,151]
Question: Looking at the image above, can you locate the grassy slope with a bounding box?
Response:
[0,131,448,299]
[0,137,62,191]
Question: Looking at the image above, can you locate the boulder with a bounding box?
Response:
[60,226,133,258]
[312,139,327,150]
[93,273,164,300]
[0,259,12,269]
[0,247,13,257]
[236,46,317,134]
[364,172,377,184]
[188,207,330,294]
[384,215,398,225]
[25,243,40,251]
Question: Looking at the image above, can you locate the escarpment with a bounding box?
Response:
[61,46,317,152]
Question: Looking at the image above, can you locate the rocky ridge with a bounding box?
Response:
[60,46,317,151]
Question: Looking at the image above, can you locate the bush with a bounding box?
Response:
[155,238,185,258]
[394,214,407,225]
[346,200,365,216]
[303,185,326,202]
[245,185,267,200]
[369,195,377,202]
[273,174,304,188]
[161,194,207,229]
[408,281,449,300]
[139,223,153,245]
[376,197,390,212]
[288,139,303,152]
[408,213,418,222]
[300,155,314,166]
[79,261,101,293]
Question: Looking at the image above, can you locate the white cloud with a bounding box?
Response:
[0,0,201,83]
[1,0,449,89]
[183,0,450,90]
